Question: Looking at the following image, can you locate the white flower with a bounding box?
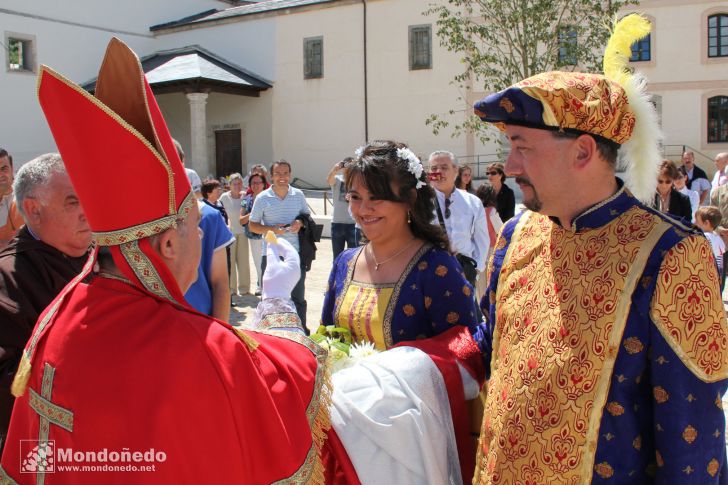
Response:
[354,146,365,158]
[349,341,378,361]
[396,147,426,189]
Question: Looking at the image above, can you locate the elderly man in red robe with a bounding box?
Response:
[0,38,329,484]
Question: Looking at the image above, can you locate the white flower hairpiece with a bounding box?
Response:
[396,147,426,189]
[354,146,365,159]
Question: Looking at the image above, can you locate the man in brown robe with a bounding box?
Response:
[0,153,91,446]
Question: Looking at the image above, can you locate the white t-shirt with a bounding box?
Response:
[219,191,245,234]
[704,231,725,268]
[185,168,202,193]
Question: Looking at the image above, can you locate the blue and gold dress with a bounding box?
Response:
[476,181,728,484]
[321,243,487,352]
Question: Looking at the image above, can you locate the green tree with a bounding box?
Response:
[426,0,639,143]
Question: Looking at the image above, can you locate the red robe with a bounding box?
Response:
[0,275,329,484]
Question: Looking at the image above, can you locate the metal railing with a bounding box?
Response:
[663,144,714,169]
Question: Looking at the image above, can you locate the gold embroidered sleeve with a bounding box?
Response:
[650,235,728,382]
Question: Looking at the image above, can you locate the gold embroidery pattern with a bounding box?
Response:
[476,207,669,483]
[682,425,697,444]
[94,192,196,246]
[257,313,302,330]
[650,235,728,382]
[708,458,720,477]
[28,364,70,485]
[120,240,175,303]
[29,388,73,433]
[0,466,19,485]
[0,466,18,485]
[499,97,515,113]
[516,72,635,145]
[382,244,431,348]
[261,330,330,485]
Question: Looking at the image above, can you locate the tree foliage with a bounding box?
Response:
[425,0,639,143]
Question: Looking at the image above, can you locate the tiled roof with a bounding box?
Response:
[150,0,337,31]
[82,45,271,94]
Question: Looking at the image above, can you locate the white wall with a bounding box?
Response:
[0,0,220,166]
[627,0,728,170]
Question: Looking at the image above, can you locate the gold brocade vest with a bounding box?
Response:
[477,208,671,484]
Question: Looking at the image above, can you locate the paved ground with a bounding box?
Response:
[230,191,333,330]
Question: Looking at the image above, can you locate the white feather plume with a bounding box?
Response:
[603,14,662,203]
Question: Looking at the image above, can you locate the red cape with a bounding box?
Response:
[1,276,329,484]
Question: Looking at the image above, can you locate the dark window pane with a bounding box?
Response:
[708,96,728,143]
[409,25,432,70]
[709,16,717,27]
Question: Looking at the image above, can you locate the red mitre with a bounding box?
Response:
[36,38,196,306]
[37,37,194,245]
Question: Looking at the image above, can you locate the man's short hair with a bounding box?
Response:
[13,153,66,218]
[270,159,291,173]
[0,148,11,168]
[172,139,185,162]
[552,131,619,167]
[428,150,458,166]
[696,206,722,229]
[229,173,243,182]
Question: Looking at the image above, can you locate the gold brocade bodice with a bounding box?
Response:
[478,208,669,484]
[336,282,394,351]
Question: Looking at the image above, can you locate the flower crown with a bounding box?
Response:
[355,145,426,189]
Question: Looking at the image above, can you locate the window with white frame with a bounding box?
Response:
[303,36,323,79]
[409,25,432,70]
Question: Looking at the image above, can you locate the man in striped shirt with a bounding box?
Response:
[249,160,311,328]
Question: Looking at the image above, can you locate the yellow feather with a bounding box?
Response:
[603,14,652,87]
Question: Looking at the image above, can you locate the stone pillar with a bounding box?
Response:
[186,92,209,177]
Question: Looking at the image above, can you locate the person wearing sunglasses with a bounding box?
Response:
[652,159,692,221]
[485,162,515,221]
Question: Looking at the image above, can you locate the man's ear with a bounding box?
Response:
[22,198,42,225]
[573,134,597,169]
[155,228,178,260]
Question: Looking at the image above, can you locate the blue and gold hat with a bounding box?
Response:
[474,71,635,146]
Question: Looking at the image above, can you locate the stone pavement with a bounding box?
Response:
[229,233,333,331]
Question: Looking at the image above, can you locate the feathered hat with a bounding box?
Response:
[474,14,660,202]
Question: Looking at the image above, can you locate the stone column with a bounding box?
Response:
[186,92,209,177]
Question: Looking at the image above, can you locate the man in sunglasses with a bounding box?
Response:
[428,150,488,290]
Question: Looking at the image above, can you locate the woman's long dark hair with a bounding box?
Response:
[345,140,449,250]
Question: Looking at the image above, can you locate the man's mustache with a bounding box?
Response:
[515,176,534,188]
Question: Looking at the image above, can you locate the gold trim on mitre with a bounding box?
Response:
[93,191,196,246]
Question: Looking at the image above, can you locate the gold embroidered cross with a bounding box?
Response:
[27,363,73,485]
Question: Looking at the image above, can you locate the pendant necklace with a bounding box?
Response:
[368,238,416,271]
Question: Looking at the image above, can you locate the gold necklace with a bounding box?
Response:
[368,238,416,271]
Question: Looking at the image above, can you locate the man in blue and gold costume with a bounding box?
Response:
[473,15,728,484]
